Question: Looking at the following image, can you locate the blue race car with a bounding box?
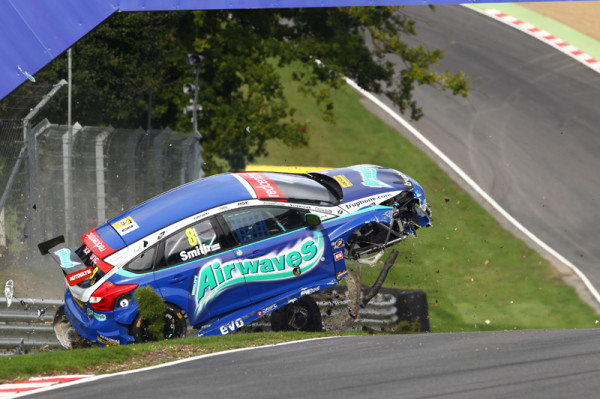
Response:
[38,165,431,347]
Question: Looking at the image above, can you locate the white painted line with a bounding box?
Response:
[343,76,600,306]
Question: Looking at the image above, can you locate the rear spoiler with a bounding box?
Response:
[38,235,66,255]
[38,236,93,286]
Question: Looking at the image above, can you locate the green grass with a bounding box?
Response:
[255,64,600,332]
[0,332,350,382]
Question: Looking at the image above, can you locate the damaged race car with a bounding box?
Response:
[38,164,431,348]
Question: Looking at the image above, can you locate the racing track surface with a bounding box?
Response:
[367,5,600,298]
[31,331,600,399]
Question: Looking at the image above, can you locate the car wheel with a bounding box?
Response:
[131,304,188,342]
[270,295,323,332]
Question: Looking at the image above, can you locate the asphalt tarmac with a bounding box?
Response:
[31,331,600,399]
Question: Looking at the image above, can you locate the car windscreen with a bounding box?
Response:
[265,173,340,204]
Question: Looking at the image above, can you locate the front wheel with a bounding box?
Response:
[130,304,188,343]
[270,295,323,332]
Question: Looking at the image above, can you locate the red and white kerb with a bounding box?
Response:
[237,172,286,201]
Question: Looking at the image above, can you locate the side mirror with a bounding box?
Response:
[305,213,321,227]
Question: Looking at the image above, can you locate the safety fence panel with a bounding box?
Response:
[0,119,203,299]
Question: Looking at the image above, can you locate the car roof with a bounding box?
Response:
[102,173,253,248]
[91,165,415,252]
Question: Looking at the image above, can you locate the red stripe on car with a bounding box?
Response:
[237,172,286,201]
[82,229,115,257]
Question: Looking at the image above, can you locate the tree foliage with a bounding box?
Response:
[2,7,469,174]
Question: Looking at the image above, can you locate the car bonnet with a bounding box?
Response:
[314,165,414,203]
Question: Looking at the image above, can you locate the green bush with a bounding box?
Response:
[133,286,167,341]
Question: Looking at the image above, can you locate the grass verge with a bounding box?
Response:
[0,332,355,383]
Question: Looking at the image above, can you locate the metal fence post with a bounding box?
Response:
[95,127,112,224]
[63,123,81,243]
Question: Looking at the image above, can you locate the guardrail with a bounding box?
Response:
[0,287,428,354]
[0,298,63,354]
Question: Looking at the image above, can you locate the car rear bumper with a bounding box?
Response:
[64,289,135,346]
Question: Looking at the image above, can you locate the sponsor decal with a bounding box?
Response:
[342,193,395,211]
[238,172,286,200]
[191,275,199,297]
[54,248,81,269]
[300,286,320,296]
[333,175,353,188]
[87,308,106,322]
[180,243,216,261]
[97,335,120,346]
[333,238,344,248]
[353,167,392,188]
[393,170,413,187]
[83,230,113,256]
[220,318,244,335]
[194,232,325,317]
[112,216,139,236]
[261,303,278,314]
[334,251,343,261]
[66,267,93,286]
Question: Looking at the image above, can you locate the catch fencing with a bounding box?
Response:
[0,82,204,299]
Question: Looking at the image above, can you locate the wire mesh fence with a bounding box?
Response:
[1,85,203,299]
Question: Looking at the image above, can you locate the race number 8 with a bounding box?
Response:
[186,228,198,247]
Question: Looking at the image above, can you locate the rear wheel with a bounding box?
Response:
[130,304,188,343]
[270,295,322,332]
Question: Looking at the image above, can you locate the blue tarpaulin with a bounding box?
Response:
[0,0,568,101]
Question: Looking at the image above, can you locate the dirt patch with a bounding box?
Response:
[521,1,600,42]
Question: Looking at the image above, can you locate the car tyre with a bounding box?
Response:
[131,304,188,342]
[270,295,323,332]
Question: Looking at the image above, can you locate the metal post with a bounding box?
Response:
[192,67,199,138]
[95,128,112,223]
[65,49,74,242]
[63,123,80,243]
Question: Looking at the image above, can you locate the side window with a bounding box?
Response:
[124,247,156,273]
[223,207,308,245]
[163,219,221,267]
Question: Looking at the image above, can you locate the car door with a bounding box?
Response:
[219,206,335,304]
[152,217,252,327]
